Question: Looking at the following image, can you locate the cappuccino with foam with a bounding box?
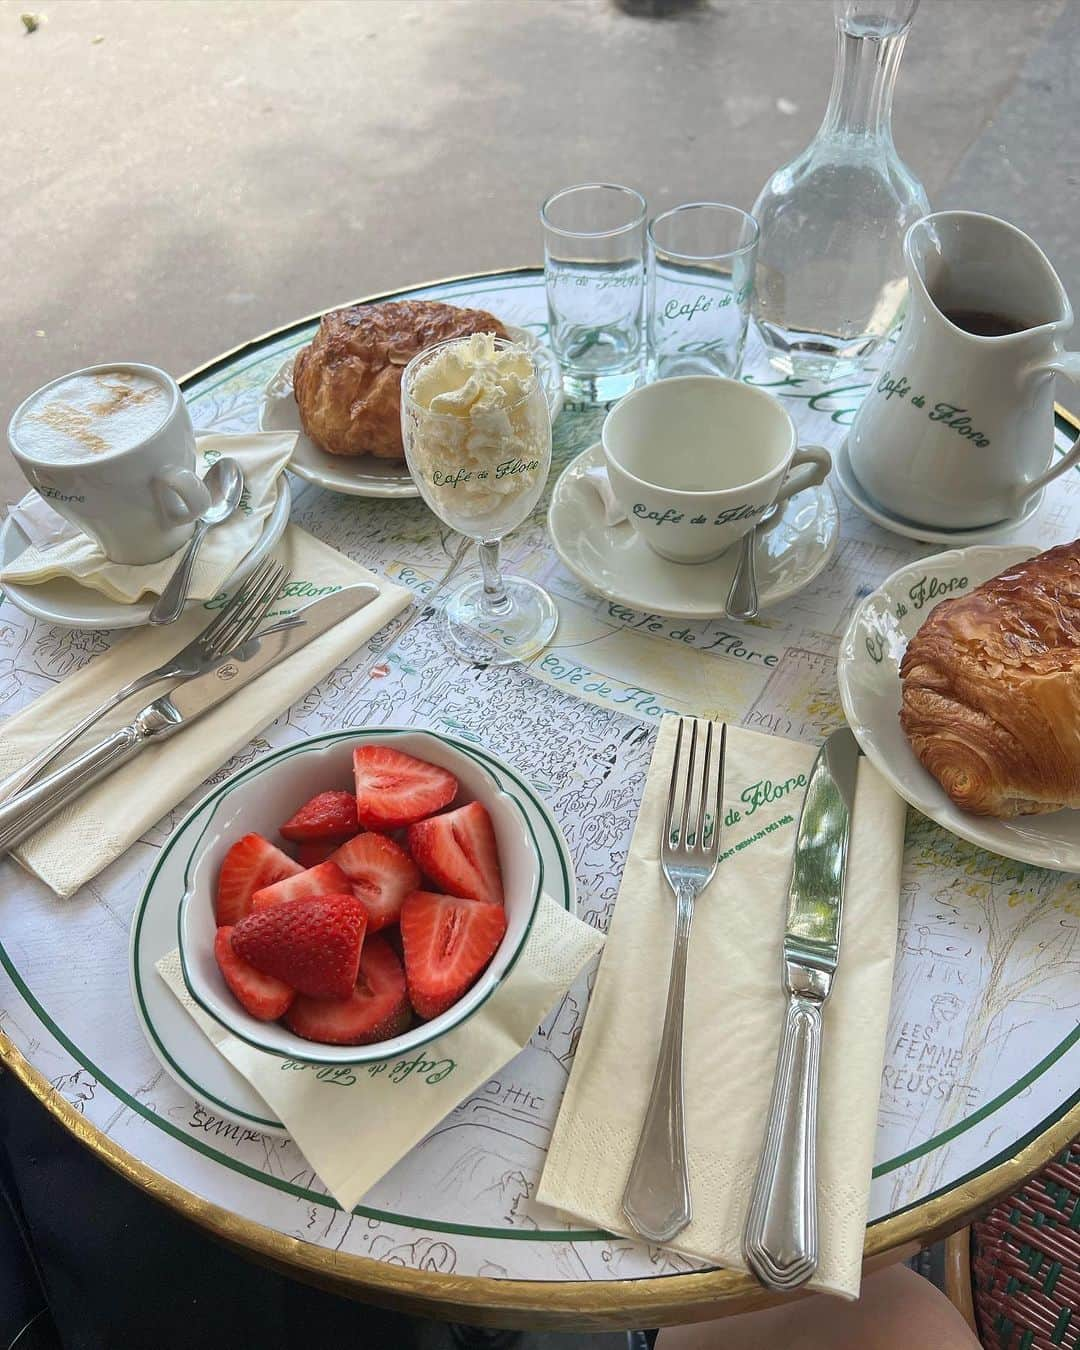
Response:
[7,362,212,565]
[13,367,172,465]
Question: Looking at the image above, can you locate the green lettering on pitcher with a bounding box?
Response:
[876,370,991,446]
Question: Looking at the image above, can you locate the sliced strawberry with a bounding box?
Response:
[285,934,411,1045]
[328,832,421,932]
[215,833,303,926]
[400,890,507,1020]
[295,840,344,869]
[250,860,351,912]
[280,790,359,843]
[214,926,295,1021]
[352,745,458,830]
[232,894,367,1000]
[407,801,504,905]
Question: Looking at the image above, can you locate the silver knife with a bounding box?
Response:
[0,584,380,856]
[743,727,860,1292]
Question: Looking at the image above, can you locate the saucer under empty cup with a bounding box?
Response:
[548,443,840,621]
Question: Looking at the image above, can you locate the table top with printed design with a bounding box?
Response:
[1,267,1078,1330]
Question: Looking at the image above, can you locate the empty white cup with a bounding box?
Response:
[602,376,831,563]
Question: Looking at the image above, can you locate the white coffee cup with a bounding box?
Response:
[602,376,832,563]
[7,363,211,566]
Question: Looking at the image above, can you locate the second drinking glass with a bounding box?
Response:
[541,183,647,405]
[647,203,759,381]
[401,334,557,666]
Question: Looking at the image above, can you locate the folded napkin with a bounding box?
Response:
[0,526,410,897]
[537,718,906,1299]
[156,895,604,1211]
[1,433,295,602]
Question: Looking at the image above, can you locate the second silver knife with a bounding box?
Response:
[743,727,859,1292]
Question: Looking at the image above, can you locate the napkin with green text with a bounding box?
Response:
[0,525,410,896]
[1,432,296,602]
[537,717,905,1299]
[155,895,603,1212]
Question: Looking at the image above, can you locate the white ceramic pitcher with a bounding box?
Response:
[847,211,1080,529]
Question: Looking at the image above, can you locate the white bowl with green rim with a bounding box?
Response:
[177,728,543,1065]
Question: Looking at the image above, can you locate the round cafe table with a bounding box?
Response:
[1,268,1079,1332]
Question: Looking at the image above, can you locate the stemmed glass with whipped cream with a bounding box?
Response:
[401,333,558,665]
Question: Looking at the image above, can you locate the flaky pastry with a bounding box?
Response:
[293,300,510,461]
[899,539,1080,817]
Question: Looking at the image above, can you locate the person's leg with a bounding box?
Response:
[0,1070,430,1350]
[656,1264,979,1350]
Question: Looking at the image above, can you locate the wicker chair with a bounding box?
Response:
[945,1139,1080,1349]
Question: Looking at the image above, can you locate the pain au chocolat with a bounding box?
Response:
[293,300,510,461]
[899,539,1080,818]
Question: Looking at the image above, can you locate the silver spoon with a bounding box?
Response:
[149,458,245,625]
[725,500,781,622]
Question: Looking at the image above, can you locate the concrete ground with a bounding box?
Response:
[2,0,1078,1342]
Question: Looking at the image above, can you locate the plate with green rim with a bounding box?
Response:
[129,729,577,1134]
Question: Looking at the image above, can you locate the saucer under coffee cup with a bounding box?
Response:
[8,362,211,566]
[601,375,831,564]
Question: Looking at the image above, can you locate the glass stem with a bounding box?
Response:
[477,539,512,616]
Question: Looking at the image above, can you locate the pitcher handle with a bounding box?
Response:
[761,446,832,535]
[1013,353,1080,511]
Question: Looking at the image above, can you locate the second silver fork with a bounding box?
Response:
[0,557,289,803]
[622,716,727,1244]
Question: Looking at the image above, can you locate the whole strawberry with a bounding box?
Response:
[232,893,367,1000]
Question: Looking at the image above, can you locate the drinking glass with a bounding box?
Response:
[647,203,759,380]
[541,183,647,405]
[400,336,558,666]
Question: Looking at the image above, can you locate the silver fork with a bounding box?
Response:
[622,716,728,1243]
[0,557,290,803]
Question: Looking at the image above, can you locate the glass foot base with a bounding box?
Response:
[441,575,559,666]
[560,366,642,407]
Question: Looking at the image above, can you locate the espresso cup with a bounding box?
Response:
[602,376,831,563]
[7,362,211,566]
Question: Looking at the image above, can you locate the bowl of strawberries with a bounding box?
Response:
[177,728,541,1064]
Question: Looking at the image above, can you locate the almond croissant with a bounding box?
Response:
[899,539,1080,818]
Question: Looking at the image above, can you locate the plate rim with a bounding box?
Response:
[547,441,840,620]
[836,541,1080,871]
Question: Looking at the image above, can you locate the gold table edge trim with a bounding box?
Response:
[2,282,1077,1328]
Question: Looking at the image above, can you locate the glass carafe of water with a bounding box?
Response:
[750,0,930,380]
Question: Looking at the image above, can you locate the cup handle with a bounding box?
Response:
[1012,351,1080,511]
[155,467,211,525]
[760,445,832,534]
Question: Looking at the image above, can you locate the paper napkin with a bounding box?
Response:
[156,895,604,1212]
[0,526,410,897]
[537,717,906,1299]
[1,432,296,602]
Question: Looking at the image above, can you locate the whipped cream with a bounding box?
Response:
[404,334,549,528]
